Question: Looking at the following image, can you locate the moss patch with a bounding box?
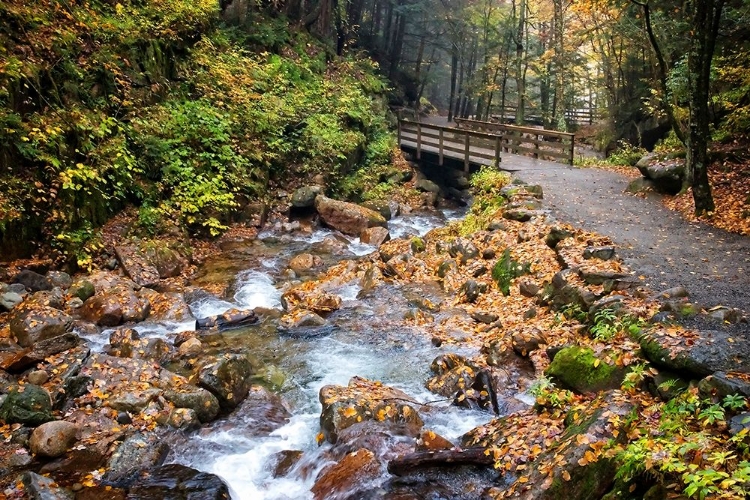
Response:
[546,346,625,393]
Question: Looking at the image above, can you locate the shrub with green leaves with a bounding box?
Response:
[492,248,530,295]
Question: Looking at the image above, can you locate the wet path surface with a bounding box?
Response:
[500,156,749,325]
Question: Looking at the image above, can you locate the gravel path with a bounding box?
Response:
[500,156,749,332]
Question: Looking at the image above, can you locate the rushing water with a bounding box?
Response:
[83,208,505,499]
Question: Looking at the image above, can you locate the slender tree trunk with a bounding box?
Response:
[632,0,686,145]
[388,2,407,80]
[685,0,723,214]
[552,0,566,131]
[513,0,527,124]
[448,48,458,121]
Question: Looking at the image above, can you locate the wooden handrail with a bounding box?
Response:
[454,117,575,165]
[398,119,504,171]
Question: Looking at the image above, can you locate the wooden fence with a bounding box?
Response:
[454,117,575,165]
[397,120,503,172]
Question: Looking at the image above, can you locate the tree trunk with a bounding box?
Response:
[388,3,407,80]
[513,0,527,124]
[448,48,458,121]
[685,0,724,214]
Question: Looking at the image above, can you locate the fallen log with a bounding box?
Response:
[387,448,495,476]
[196,308,258,330]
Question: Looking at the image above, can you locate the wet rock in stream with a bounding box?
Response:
[319,377,424,445]
[126,463,230,500]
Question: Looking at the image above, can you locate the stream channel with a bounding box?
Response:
[86,208,526,499]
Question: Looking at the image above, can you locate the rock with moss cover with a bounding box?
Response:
[0,384,54,425]
[499,395,634,500]
[640,329,750,377]
[546,346,625,393]
[314,195,387,236]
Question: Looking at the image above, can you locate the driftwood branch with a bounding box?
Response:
[387,448,495,476]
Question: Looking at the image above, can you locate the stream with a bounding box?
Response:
[83,208,513,499]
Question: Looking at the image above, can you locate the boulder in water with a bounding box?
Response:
[311,448,379,500]
[288,253,324,274]
[80,285,151,327]
[126,464,230,500]
[359,226,390,247]
[197,354,254,411]
[103,432,170,486]
[319,376,423,444]
[314,195,387,236]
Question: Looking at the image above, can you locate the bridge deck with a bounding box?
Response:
[397,117,574,171]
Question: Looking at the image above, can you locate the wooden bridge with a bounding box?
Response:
[397,116,575,172]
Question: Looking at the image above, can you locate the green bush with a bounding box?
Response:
[606,140,646,166]
[492,249,530,295]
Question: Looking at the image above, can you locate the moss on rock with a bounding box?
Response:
[546,346,625,393]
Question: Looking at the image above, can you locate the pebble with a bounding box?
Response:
[27,370,49,386]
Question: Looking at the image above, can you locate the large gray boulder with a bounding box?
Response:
[314,196,387,236]
[103,432,170,486]
[12,270,52,292]
[115,244,161,288]
[291,185,324,208]
[640,329,750,377]
[10,304,73,347]
[636,154,685,194]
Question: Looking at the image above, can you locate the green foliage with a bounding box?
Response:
[458,167,511,235]
[491,248,530,295]
[52,224,104,271]
[529,376,574,410]
[606,141,647,167]
[0,2,394,259]
[588,308,645,342]
[615,390,750,499]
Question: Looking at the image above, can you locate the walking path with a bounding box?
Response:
[503,155,749,330]
[411,115,748,327]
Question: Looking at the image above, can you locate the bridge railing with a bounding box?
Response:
[455,117,575,165]
[397,119,503,172]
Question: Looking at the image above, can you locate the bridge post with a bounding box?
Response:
[439,128,444,166]
[464,132,470,173]
[416,122,422,160]
[569,136,575,165]
[494,136,501,168]
[397,119,402,146]
[534,133,539,159]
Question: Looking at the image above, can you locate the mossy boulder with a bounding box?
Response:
[546,346,625,393]
[0,384,54,425]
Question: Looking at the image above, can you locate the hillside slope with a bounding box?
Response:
[0,0,394,266]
